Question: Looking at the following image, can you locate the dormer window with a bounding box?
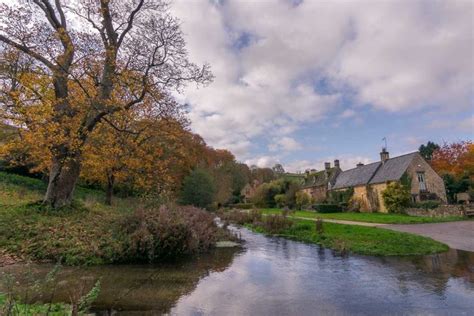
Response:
[417,172,426,192]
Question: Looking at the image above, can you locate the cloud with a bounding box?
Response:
[170,0,473,163]
[286,155,372,173]
[244,156,280,168]
[269,137,303,152]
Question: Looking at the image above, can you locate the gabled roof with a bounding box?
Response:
[369,152,417,184]
[303,168,340,188]
[332,162,381,189]
[332,151,419,190]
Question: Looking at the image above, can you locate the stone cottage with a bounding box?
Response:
[301,160,342,202]
[331,149,447,212]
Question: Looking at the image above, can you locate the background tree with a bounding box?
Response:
[272,163,285,175]
[418,141,440,161]
[180,168,216,209]
[0,0,211,208]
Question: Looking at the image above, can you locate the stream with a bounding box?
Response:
[1,226,473,315]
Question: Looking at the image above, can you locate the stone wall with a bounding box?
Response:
[302,185,327,202]
[405,204,471,217]
[407,154,448,203]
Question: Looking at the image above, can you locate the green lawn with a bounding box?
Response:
[248,218,449,256]
[260,208,465,224]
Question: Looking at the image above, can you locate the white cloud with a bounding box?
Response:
[170,0,473,162]
[269,137,303,152]
[285,155,372,173]
[244,156,280,168]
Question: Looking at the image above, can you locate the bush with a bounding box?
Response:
[219,209,262,225]
[259,215,293,234]
[382,182,411,213]
[312,203,342,213]
[120,205,218,262]
[413,200,441,210]
[274,194,287,208]
[295,191,312,210]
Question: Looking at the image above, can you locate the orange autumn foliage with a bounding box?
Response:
[431,141,474,179]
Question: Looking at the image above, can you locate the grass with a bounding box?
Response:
[260,208,465,224]
[0,172,131,265]
[247,218,449,256]
[0,293,72,316]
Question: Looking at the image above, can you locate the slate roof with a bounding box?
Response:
[369,152,417,184]
[332,162,381,189]
[303,168,340,188]
[332,152,419,189]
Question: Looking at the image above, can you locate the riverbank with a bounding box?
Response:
[221,211,449,256]
[260,208,466,224]
[0,172,233,266]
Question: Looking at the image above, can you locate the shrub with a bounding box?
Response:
[120,205,218,262]
[219,209,262,225]
[259,215,293,234]
[413,200,441,210]
[274,194,287,208]
[295,191,312,210]
[180,168,216,209]
[312,203,342,213]
[382,182,411,213]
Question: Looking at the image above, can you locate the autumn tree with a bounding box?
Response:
[0,0,211,208]
[431,141,474,178]
[431,141,474,202]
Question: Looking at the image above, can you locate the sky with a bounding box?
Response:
[169,0,474,172]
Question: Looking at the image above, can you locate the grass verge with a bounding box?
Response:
[247,218,449,256]
[260,208,465,224]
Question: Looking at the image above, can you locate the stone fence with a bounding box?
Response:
[405,204,472,218]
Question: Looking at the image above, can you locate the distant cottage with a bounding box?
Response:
[303,149,447,212]
[301,160,341,202]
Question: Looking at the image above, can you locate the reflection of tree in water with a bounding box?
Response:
[0,247,241,314]
[377,249,474,297]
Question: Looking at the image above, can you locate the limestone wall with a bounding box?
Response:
[405,204,471,217]
[406,153,447,202]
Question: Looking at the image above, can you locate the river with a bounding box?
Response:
[1,226,473,315]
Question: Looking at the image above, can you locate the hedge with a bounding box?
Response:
[312,203,342,213]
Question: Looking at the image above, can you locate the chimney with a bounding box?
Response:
[334,159,340,169]
[324,162,331,170]
[380,148,389,163]
[356,162,364,168]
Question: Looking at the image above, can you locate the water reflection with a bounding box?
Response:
[1,226,473,315]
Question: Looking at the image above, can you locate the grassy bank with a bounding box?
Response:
[0,172,229,266]
[260,208,465,224]
[249,219,448,256]
[221,210,449,256]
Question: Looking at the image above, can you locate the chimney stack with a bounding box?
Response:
[334,159,340,169]
[380,148,389,163]
[324,162,331,170]
[356,162,364,168]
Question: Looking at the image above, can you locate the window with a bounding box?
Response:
[417,172,426,191]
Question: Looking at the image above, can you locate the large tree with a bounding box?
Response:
[0,0,211,208]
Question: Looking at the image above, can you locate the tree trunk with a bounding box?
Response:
[43,155,81,209]
[105,172,115,206]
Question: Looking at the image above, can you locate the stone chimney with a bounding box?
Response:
[334,159,340,169]
[324,162,331,170]
[380,148,389,163]
[356,162,364,168]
